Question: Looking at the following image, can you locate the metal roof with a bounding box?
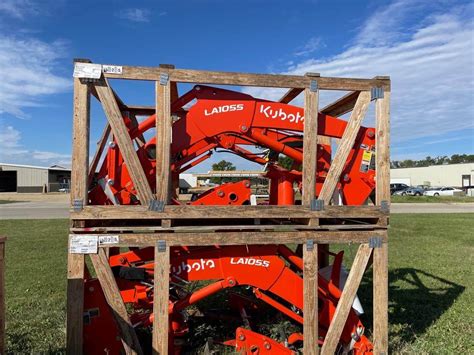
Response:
[0,162,71,171]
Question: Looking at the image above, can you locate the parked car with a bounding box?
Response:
[405,187,425,196]
[424,187,463,196]
[390,183,410,195]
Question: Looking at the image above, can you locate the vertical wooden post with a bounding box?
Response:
[375,87,391,205]
[373,241,388,354]
[0,237,6,355]
[152,242,170,354]
[374,78,390,354]
[302,74,319,206]
[302,74,319,354]
[67,61,91,355]
[156,65,173,204]
[303,242,319,355]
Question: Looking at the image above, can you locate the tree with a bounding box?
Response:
[210,160,236,183]
[211,160,236,172]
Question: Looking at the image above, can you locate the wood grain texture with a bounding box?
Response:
[279,88,303,103]
[71,204,388,220]
[321,244,372,355]
[90,249,143,355]
[302,87,319,206]
[103,66,391,91]
[152,244,170,354]
[89,230,387,247]
[321,91,360,117]
[303,243,319,354]
[373,241,388,354]
[88,123,111,185]
[68,75,90,354]
[319,91,371,204]
[94,78,153,205]
[155,78,172,203]
[375,90,391,206]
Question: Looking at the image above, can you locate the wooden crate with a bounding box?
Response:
[68,59,390,355]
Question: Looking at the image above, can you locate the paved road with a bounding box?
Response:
[0,201,69,219]
[1,201,473,219]
[391,203,474,214]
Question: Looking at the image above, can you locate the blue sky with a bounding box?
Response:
[0,0,473,171]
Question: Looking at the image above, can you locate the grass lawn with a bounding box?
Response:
[391,195,474,203]
[0,215,472,353]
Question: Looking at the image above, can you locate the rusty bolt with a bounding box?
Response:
[367,130,375,138]
[264,341,271,350]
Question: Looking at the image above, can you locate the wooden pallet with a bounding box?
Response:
[68,59,390,355]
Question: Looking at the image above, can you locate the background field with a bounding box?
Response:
[0,214,472,353]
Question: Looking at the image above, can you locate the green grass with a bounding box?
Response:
[0,215,472,353]
[391,195,474,203]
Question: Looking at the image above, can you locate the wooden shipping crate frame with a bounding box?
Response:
[68,59,390,355]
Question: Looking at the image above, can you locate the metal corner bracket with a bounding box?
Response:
[149,199,165,212]
[369,236,383,248]
[310,199,324,211]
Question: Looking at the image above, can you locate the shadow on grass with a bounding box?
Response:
[358,267,464,348]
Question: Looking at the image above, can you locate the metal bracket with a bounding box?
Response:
[369,237,383,248]
[149,199,165,212]
[310,199,324,211]
[159,72,169,85]
[72,199,83,212]
[157,240,166,252]
[310,80,318,92]
[306,239,314,251]
[371,87,384,100]
[380,200,390,214]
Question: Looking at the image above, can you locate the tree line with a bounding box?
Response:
[391,154,474,168]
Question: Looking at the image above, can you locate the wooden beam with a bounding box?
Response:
[373,241,388,353]
[94,77,154,205]
[321,244,373,355]
[152,243,170,354]
[71,204,388,220]
[88,123,111,185]
[375,89,391,206]
[321,91,360,117]
[89,230,387,247]
[155,70,172,203]
[67,70,90,354]
[318,91,371,204]
[302,75,319,206]
[279,88,303,104]
[90,249,143,355]
[303,243,319,354]
[103,66,391,91]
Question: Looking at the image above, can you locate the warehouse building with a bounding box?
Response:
[390,163,474,188]
[0,163,71,193]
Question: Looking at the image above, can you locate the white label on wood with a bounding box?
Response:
[102,65,123,75]
[73,63,102,79]
[69,234,98,254]
[98,235,120,245]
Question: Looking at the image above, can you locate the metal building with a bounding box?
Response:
[0,163,71,193]
[390,163,474,188]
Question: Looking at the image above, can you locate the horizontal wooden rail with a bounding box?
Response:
[76,230,387,247]
[71,205,388,220]
[103,66,390,91]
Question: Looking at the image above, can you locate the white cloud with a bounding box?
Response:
[244,1,474,150]
[294,36,325,56]
[116,8,151,23]
[0,123,70,167]
[0,36,70,118]
[0,0,39,19]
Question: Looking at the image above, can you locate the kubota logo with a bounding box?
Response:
[260,105,304,124]
[172,259,216,275]
[230,257,270,267]
[204,104,244,116]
